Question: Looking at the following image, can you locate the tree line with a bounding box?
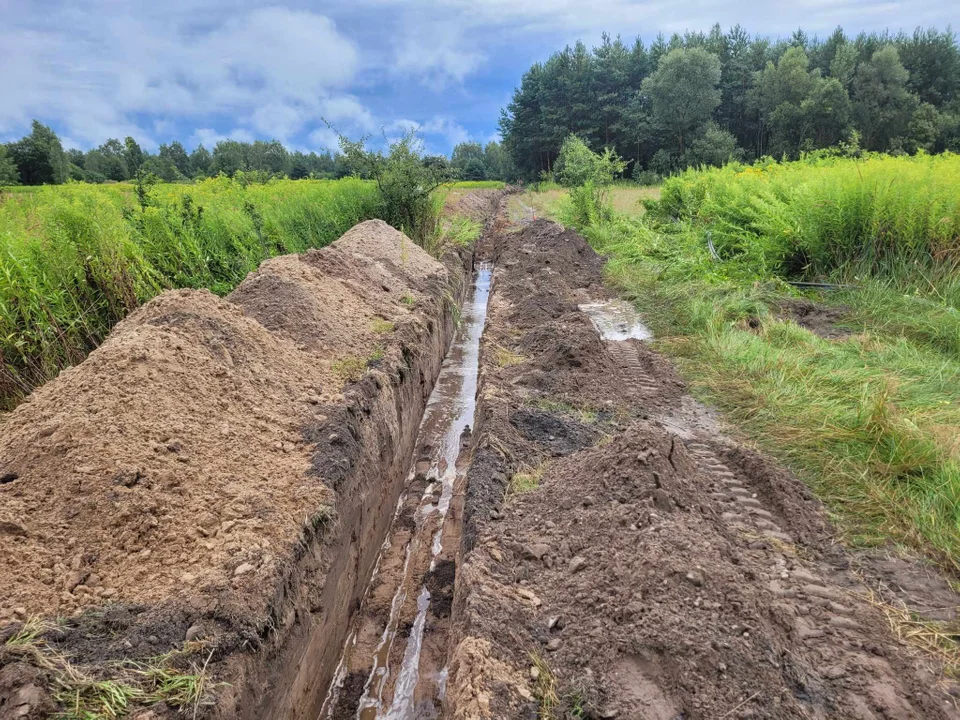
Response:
[498,25,960,180]
[0,121,518,187]
[0,122,353,185]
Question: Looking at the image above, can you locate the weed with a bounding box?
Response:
[529,653,559,720]
[492,344,526,367]
[3,619,217,719]
[331,356,367,383]
[507,463,546,499]
[401,292,416,307]
[370,318,395,334]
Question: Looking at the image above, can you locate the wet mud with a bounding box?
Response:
[444,215,960,719]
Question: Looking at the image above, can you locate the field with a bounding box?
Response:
[0,179,492,409]
[544,153,960,571]
[3,185,960,720]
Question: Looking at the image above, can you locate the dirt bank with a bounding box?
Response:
[0,219,468,719]
[445,217,959,719]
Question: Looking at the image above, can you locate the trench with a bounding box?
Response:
[318,261,493,720]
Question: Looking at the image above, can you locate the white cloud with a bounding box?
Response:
[189,127,256,148]
[0,3,371,147]
[2,0,956,152]
[307,127,342,152]
[386,116,471,147]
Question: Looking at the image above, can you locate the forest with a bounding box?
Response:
[2,25,959,189]
[499,25,960,179]
[0,121,513,186]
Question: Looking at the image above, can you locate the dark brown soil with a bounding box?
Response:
[446,215,960,719]
[779,298,853,339]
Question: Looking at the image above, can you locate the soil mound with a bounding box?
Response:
[0,219,458,718]
[447,211,959,719]
[0,220,445,624]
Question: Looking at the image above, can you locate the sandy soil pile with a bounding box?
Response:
[447,217,959,719]
[0,220,447,628]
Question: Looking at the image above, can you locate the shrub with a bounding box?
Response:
[338,129,453,246]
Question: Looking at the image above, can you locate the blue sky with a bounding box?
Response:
[1,0,956,155]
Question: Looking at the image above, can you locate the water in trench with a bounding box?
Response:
[579,299,652,341]
[319,262,493,720]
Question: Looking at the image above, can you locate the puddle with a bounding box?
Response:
[579,299,652,341]
[319,262,493,719]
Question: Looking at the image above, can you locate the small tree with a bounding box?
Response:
[0,146,20,185]
[687,124,742,168]
[338,128,454,246]
[554,135,626,226]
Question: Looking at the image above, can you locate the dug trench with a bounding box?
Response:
[1,190,959,720]
[442,213,960,719]
[0,191,505,720]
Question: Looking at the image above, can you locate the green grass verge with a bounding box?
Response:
[543,153,960,572]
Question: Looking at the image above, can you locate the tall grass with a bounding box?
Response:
[0,177,379,407]
[558,153,960,571]
[648,153,960,304]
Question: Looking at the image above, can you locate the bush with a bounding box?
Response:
[555,135,626,226]
[338,129,453,246]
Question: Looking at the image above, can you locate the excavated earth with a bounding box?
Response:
[444,215,960,719]
[2,190,959,720]
[0,209,498,720]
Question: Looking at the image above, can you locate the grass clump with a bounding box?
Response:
[370,318,395,334]
[506,463,546,499]
[550,151,960,572]
[2,619,216,719]
[492,344,526,367]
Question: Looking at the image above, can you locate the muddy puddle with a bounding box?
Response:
[320,262,493,720]
[579,298,652,341]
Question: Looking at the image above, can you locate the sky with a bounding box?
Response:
[1,0,956,156]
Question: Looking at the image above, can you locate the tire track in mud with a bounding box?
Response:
[441,214,960,720]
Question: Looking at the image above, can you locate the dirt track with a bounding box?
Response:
[442,212,960,719]
[1,191,959,719]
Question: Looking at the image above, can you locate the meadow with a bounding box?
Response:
[545,153,960,570]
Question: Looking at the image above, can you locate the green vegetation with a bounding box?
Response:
[337,129,454,245]
[547,151,960,570]
[0,176,380,408]
[0,121,515,188]
[1,619,215,719]
[501,26,960,179]
[506,463,546,498]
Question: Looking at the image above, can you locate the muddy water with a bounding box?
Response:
[579,299,652,341]
[319,263,493,720]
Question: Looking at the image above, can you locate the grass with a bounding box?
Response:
[607,184,660,216]
[529,652,559,719]
[370,318,395,334]
[506,462,546,498]
[0,176,381,409]
[547,152,960,573]
[0,176,496,409]
[508,182,659,223]
[492,344,526,367]
[2,618,215,719]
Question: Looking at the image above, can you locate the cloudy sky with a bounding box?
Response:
[0,0,955,155]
